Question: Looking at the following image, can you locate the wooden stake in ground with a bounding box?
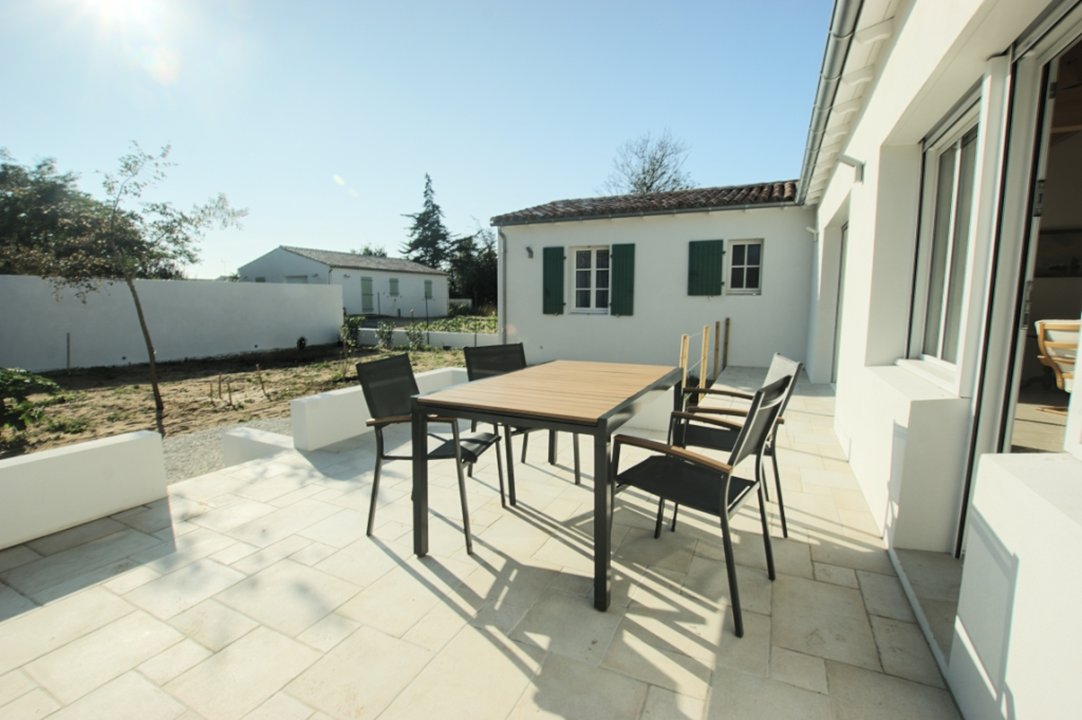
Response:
[256,364,271,400]
[678,334,690,390]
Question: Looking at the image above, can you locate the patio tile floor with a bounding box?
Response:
[0,368,961,719]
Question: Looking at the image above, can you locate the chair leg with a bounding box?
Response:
[495,437,507,509]
[572,433,581,485]
[757,458,776,580]
[467,462,474,478]
[547,429,558,465]
[770,448,789,538]
[521,432,529,463]
[719,510,743,638]
[670,504,679,532]
[455,459,473,555]
[366,455,382,536]
[654,499,666,539]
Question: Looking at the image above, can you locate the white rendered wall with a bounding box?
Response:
[0,431,167,550]
[0,275,342,371]
[949,452,1082,719]
[500,205,815,369]
[238,247,448,317]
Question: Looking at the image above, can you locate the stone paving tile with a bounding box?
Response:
[125,558,247,619]
[858,569,916,621]
[0,669,35,708]
[215,559,360,637]
[25,517,128,556]
[0,585,35,622]
[168,599,259,652]
[640,685,704,720]
[287,625,430,720]
[507,653,649,719]
[139,639,214,685]
[870,615,945,688]
[166,626,320,720]
[707,664,833,719]
[25,609,183,703]
[0,687,60,720]
[48,671,187,720]
[769,645,828,694]
[511,588,624,666]
[826,661,960,719]
[242,692,314,720]
[813,561,858,588]
[0,586,132,675]
[602,620,713,700]
[772,575,881,671]
[0,546,41,574]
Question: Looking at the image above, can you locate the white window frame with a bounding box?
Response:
[726,239,764,295]
[389,278,399,296]
[569,246,611,314]
[907,104,982,390]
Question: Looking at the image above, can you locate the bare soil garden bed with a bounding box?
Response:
[7,345,464,458]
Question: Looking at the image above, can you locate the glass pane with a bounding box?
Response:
[732,244,745,265]
[923,144,957,356]
[730,267,744,289]
[747,243,761,265]
[597,270,609,290]
[942,129,978,363]
[596,290,609,308]
[746,267,761,289]
[576,270,590,289]
[596,249,610,269]
[576,290,590,308]
[576,250,591,269]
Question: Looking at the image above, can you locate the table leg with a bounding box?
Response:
[412,402,429,557]
[593,423,612,611]
[548,429,558,465]
[503,424,517,506]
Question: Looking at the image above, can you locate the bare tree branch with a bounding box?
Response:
[603,130,694,195]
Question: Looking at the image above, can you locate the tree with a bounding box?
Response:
[446,228,497,308]
[0,144,244,436]
[603,130,694,195]
[401,174,449,269]
[353,243,387,257]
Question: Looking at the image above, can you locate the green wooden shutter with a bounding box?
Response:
[610,244,635,316]
[688,240,725,295]
[542,247,565,314]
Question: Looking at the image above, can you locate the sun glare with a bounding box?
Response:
[78,0,182,86]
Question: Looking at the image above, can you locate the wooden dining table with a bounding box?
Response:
[411,359,682,610]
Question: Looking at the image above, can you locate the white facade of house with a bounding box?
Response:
[497,205,815,368]
[802,1,1082,718]
[238,247,449,318]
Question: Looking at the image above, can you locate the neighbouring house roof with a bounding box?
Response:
[280,246,445,275]
[490,181,798,227]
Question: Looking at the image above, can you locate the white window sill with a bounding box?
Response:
[726,290,762,296]
[895,358,962,397]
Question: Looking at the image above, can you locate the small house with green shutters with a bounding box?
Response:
[237,245,448,318]
[490,182,815,367]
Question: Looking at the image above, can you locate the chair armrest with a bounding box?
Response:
[367,414,458,428]
[614,434,733,475]
[671,411,744,432]
[682,386,754,401]
[684,408,786,425]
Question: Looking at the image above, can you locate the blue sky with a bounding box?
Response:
[2,0,834,279]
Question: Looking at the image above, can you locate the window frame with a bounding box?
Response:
[726,239,764,295]
[909,106,981,380]
[568,245,611,315]
[424,279,433,300]
[389,278,399,297]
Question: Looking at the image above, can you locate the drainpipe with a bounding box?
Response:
[497,228,508,343]
[796,0,864,204]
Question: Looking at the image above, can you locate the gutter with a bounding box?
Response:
[492,199,802,228]
[796,0,864,205]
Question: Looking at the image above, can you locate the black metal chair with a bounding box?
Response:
[463,343,581,487]
[356,354,504,554]
[612,375,790,637]
[670,354,802,538]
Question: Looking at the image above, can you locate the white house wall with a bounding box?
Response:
[500,206,815,369]
[238,247,449,317]
[0,275,342,371]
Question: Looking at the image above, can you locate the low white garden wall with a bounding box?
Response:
[0,274,343,371]
[0,431,167,550]
[357,328,499,350]
[291,367,469,451]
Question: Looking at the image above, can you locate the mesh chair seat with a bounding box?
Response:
[618,456,757,516]
[428,430,501,463]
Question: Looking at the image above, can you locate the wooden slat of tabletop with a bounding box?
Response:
[417,360,677,424]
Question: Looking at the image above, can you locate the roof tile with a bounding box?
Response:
[280,246,444,275]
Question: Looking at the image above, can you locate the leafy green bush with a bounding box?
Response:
[424,316,498,333]
[340,315,365,351]
[376,321,395,349]
[1,368,61,452]
[405,322,426,350]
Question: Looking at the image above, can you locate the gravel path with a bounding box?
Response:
[162,417,293,484]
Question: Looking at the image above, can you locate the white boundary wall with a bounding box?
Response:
[357,328,500,350]
[0,275,343,371]
[0,431,167,550]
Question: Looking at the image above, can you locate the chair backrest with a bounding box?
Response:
[764,353,803,420]
[727,375,790,470]
[464,343,528,381]
[1035,319,1078,391]
[356,354,419,420]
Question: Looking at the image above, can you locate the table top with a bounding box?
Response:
[416,360,679,425]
